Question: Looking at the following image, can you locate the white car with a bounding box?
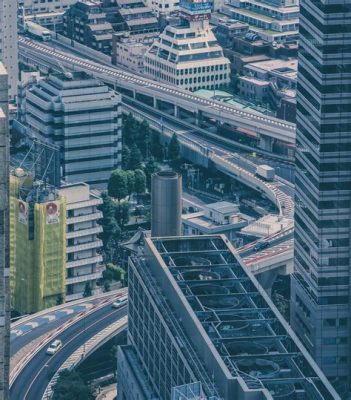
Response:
[46,339,62,355]
[111,295,128,309]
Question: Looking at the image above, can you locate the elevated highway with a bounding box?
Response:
[18,36,295,292]
[18,36,296,149]
[10,290,128,400]
[123,99,294,219]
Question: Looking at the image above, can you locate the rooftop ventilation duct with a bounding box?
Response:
[151,171,182,237]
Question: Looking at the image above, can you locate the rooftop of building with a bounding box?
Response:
[245,58,297,78]
[59,182,102,203]
[206,201,240,214]
[227,0,299,14]
[182,212,250,231]
[139,235,340,400]
[239,75,270,86]
[194,89,273,115]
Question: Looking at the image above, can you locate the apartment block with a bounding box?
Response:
[222,0,299,43]
[63,1,114,55]
[59,183,104,301]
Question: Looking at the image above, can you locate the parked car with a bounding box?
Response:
[46,339,62,355]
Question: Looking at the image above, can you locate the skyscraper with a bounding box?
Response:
[0,65,9,400]
[291,1,351,395]
[0,0,18,100]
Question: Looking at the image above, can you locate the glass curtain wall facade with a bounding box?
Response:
[291,0,351,396]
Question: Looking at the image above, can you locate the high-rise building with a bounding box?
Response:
[118,235,340,400]
[0,64,9,400]
[21,71,122,189]
[290,1,351,396]
[0,0,18,100]
[144,0,230,91]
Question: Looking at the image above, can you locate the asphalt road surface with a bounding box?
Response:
[10,304,127,400]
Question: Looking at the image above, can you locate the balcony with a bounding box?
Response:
[66,255,103,269]
[67,211,102,225]
[66,199,102,211]
[66,226,103,239]
[66,239,103,254]
[66,271,103,285]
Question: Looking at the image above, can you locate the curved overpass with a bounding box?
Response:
[123,100,294,219]
[10,291,127,400]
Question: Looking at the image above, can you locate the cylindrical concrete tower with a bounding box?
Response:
[151,171,182,237]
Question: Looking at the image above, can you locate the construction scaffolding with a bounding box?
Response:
[10,171,66,314]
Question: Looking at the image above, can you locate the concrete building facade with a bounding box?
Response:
[291,1,351,396]
[0,64,9,400]
[113,36,148,73]
[22,71,122,189]
[144,0,230,91]
[0,0,18,100]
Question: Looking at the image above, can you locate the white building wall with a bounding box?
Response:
[19,0,76,14]
[59,183,104,301]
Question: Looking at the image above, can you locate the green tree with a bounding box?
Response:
[168,133,180,161]
[104,281,111,292]
[125,170,135,195]
[83,282,92,298]
[123,113,139,147]
[52,370,94,400]
[56,294,64,306]
[106,263,125,281]
[98,194,120,245]
[122,145,130,169]
[139,120,151,157]
[128,144,143,170]
[134,169,146,194]
[145,156,159,190]
[103,268,114,282]
[115,201,130,226]
[108,169,128,201]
